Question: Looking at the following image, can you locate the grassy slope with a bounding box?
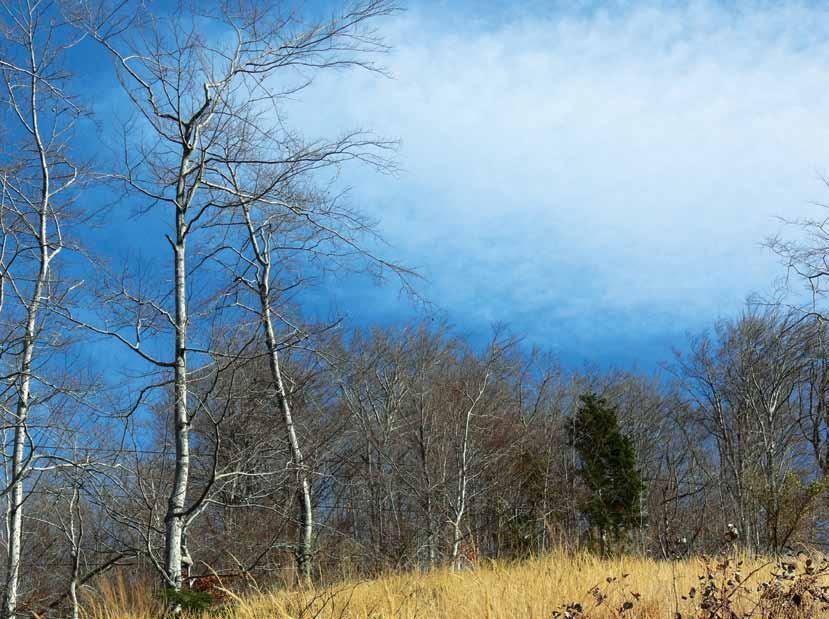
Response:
[86,552,810,619]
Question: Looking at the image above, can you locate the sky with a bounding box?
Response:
[267,0,829,368]
[76,0,829,370]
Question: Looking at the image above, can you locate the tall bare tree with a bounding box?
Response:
[675,308,809,553]
[76,0,401,590]
[0,1,88,614]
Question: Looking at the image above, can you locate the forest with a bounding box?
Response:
[4,0,829,617]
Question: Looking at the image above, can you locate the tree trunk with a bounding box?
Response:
[241,204,314,581]
[259,268,313,581]
[4,393,29,619]
[3,60,50,619]
[3,202,45,619]
[450,406,471,569]
[164,202,189,591]
[68,488,82,619]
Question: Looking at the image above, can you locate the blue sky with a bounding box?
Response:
[84,0,829,369]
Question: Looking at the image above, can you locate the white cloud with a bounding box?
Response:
[287,1,829,363]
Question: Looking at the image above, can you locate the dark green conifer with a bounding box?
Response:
[571,393,643,553]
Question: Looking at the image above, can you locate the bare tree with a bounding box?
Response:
[675,307,809,553]
[74,0,402,591]
[0,1,88,614]
[447,348,491,568]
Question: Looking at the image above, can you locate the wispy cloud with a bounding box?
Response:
[290,1,829,365]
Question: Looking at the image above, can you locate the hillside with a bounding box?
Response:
[87,552,829,619]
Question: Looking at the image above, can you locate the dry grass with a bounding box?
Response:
[83,551,829,619]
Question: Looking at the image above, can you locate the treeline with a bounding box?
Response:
[15,308,829,609]
[178,311,829,566]
[4,0,829,617]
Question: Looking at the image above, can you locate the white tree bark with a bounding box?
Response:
[62,487,83,619]
[262,291,314,580]
[242,206,314,579]
[164,150,196,590]
[2,35,55,618]
[449,372,489,569]
[84,0,399,590]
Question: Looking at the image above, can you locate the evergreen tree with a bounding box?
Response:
[571,393,643,553]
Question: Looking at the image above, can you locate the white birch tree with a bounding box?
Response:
[0,1,88,614]
[74,0,401,591]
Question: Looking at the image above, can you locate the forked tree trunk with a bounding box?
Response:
[449,369,489,570]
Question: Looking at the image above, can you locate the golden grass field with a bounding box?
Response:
[83,552,827,619]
